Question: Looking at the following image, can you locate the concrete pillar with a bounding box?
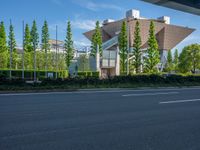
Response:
[115,46,120,76]
[96,45,101,77]
[160,49,168,71]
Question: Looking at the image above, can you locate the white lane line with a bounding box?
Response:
[1,86,200,96]
[0,92,62,96]
[0,89,180,97]
[122,92,179,97]
[159,99,200,104]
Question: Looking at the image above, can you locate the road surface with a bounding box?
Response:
[0,88,200,150]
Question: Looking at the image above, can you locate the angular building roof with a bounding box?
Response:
[84,17,195,50]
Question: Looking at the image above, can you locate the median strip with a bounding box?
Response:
[122,92,179,97]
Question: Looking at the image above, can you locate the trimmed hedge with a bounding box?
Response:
[1,74,200,91]
[0,69,68,80]
[78,71,99,78]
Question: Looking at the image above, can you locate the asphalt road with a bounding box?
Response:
[0,88,200,150]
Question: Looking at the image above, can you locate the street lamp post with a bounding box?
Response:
[33,41,36,82]
[22,21,25,80]
[9,20,13,80]
[55,25,58,79]
[126,18,130,75]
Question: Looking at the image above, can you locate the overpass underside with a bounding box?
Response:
[142,0,200,15]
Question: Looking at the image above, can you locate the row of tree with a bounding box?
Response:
[118,20,161,74]
[0,20,74,79]
[1,19,200,78]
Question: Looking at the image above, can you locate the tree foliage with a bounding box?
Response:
[0,21,8,68]
[173,49,179,72]
[8,22,18,69]
[133,21,142,73]
[165,50,173,72]
[41,20,50,77]
[118,21,128,73]
[23,24,33,70]
[30,20,39,50]
[41,21,50,51]
[91,21,102,57]
[144,21,160,73]
[30,20,39,80]
[179,44,200,73]
[24,24,32,52]
[78,54,90,71]
[64,21,74,69]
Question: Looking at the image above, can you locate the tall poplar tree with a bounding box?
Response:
[41,20,50,78]
[0,21,8,69]
[165,50,173,72]
[118,21,128,74]
[8,22,18,69]
[64,21,74,69]
[24,24,32,52]
[133,21,142,73]
[144,21,160,73]
[173,49,179,72]
[91,21,102,57]
[24,24,32,69]
[30,20,39,81]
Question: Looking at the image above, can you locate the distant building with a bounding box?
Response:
[48,39,65,53]
[17,39,87,56]
[16,39,65,54]
[84,9,195,77]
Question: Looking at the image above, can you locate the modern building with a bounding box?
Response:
[141,0,200,15]
[84,9,195,77]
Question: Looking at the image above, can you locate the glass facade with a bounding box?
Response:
[102,50,116,68]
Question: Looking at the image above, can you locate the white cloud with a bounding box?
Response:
[74,0,123,11]
[71,20,96,30]
[85,1,122,11]
[49,19,99,32]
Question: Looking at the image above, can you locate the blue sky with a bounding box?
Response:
[0,0,199,51]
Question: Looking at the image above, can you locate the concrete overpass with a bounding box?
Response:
[141,0,200,15]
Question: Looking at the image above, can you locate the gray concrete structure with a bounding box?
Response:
[141,0,200,15]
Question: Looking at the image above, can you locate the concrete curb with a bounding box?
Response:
[1,86,200,94]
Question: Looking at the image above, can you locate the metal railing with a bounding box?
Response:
[102,36,118,50]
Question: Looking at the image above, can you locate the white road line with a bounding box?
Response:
[159,99,200,104]
[0,89,179,96]
[122,92,179,97]
[0,87,200,96]
[0,92,60,96]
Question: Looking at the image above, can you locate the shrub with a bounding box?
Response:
[78,71,99,78]
[1,74,200,90]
